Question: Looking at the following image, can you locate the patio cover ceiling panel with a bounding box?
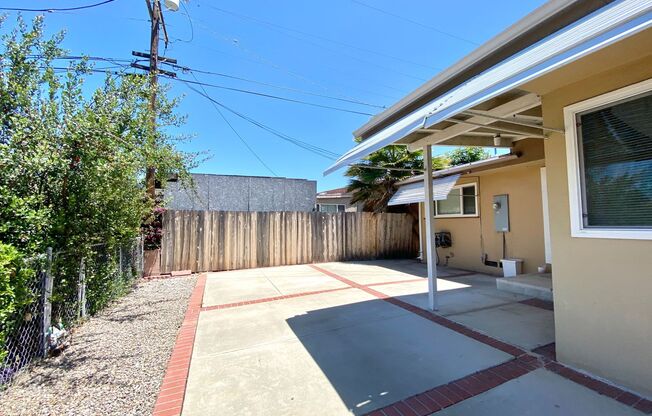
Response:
[388,174,460,206]
[324,0,652,176]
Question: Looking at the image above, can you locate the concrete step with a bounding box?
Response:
[496,273,553,302]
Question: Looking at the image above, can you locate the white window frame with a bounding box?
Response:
[564,77,652,240]
[434,183,478,218]
[317,203,345,213]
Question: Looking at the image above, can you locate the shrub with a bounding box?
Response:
[0,243,36,361]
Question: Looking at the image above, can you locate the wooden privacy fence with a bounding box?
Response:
[160,210,417,273]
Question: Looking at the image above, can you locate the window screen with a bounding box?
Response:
[578,92,652,228]
[435,184,476,216]
[436,191,461,215]
[462,185,477,215]
[319,204,345,213]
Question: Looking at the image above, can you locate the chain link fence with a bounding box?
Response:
[0,237,143,387]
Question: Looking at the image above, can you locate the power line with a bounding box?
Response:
[0,0,118,12]
[16,55,379,115]
[186,17,405,99]
[23,53,386,109]
[12,57,379,116]
[167,75,376,116]
[350,0,480,46]
[188,74,278,177]
[163,62,386,109]
[183,82,339,160]
[169,2,194,44]
[205,5,429,81]
[32,55,133,64]
[207,5,440,72]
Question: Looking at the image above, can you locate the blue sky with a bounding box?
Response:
[2,0,545,191]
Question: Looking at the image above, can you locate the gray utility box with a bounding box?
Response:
[493,194,510,232]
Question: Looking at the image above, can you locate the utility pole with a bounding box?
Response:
[146,0,160,199]
[139,0,174,199]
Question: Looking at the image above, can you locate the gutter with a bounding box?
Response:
[397,153,520,186]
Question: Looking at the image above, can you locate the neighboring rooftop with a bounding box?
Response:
[317,187,352,198]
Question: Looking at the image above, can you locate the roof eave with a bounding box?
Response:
[353,0,613,139]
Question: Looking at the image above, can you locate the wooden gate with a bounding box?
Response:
[160,210,417,273]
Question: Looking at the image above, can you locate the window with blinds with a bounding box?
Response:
[577,91,652,228]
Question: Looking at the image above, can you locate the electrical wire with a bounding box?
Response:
[0,0,118,12]
[166,75,376,116]
[162,62,386,109]
[349,0,479,46]
[188,73,278,177]
[186,17,405,99]
[203,5,428,82]
[32,55,133,64]
[12,55,380,115]
[207,5,440,71]
[169,1,194,44]
[182,81,339,160]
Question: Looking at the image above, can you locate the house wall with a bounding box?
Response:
[166,174,316,212]
[418,140,546,275]
[538,53,652,396]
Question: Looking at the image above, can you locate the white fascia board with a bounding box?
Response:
[324,0,652,176]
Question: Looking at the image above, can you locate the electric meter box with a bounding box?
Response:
[493,194,510,232]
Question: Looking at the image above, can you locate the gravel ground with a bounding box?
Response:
[0,276,198,416]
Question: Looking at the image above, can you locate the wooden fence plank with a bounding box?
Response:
[160,210,416,273]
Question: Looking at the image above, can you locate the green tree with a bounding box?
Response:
[344,139,448,212]
[446,146,490,166]
[0,16,198,317]
[0,15,195,254]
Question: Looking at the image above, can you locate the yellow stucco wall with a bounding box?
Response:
[538,52,652,396]
[419,140,546,275]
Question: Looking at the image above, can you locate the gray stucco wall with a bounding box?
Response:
[165,174,317,212]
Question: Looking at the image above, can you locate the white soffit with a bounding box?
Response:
[388,174,460,206]
[324,0,652,176]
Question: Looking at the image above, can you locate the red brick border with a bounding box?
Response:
[519,298,554,311]
[366,355,543,416]
[366,278,426,287]
[309,264,526,357]
[544,361,652,414]
[532,342,556,360]
[199,277,438,312]
[200,286,352,312]
[153,266,652,416]
[152,273,207,416]
[309,265,652,415]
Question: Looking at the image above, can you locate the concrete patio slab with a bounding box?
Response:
[497,273,554,302]
[202,265,350,307]
[435,368,644,416]
[316,261,426,286]
[447,302,555,350]
[375,278,528,316]
[262,269,349,294]
[202,274,280,306]
[194,289,406,356]
[185,296,513,416]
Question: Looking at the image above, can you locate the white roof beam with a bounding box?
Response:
[445,118,547,138]
[407,93,540,151]
[462,131,524,138]
[437,136,514,148]
[461,109,564,133]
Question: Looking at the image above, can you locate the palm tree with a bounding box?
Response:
[344,142,448,212]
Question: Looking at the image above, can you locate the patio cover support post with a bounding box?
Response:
[423,145,438,311]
